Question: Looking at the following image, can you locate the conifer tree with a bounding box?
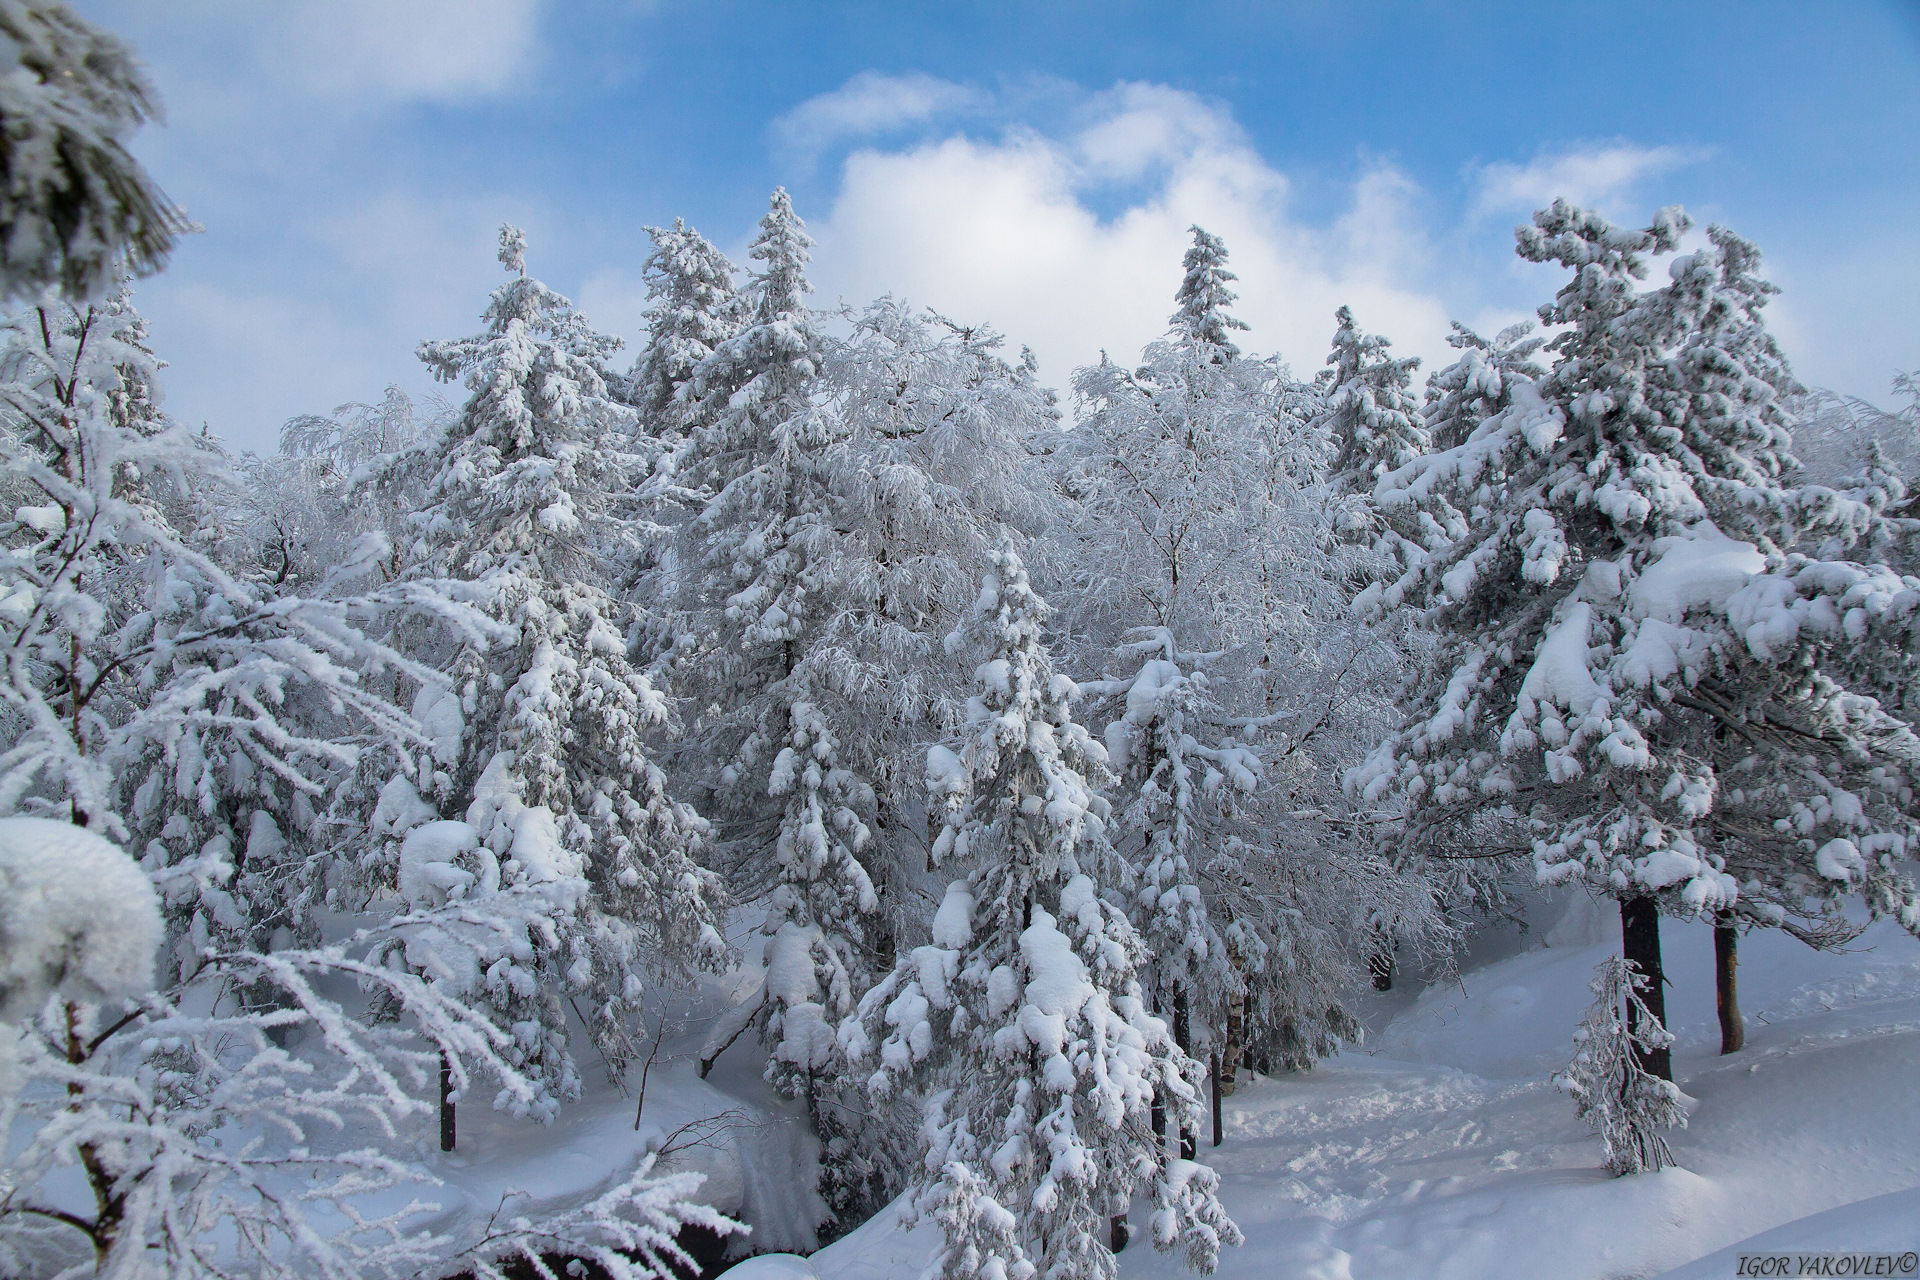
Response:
[844,547,1240,1280]
[1318,305,1428,496]
[1556,955,1686,1175]
[1352,202,1920,1082]
[0,0,189,302]
[629,218,740,435]
[1422,320,1547,453]
[370,226,728,1124]
[1169,225,1250,359]
[682,200,1054,1227]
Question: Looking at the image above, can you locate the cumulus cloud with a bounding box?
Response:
[1471,142,1706,218]
[800,83,1455,390]
[771,72,987,163]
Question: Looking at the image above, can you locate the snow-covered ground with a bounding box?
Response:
[802,894,1920,1280]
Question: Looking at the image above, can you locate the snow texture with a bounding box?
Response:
[0,817,159,1019]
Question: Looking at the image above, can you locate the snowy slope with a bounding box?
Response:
[810,898,1920,1280]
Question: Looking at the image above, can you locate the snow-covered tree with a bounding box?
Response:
[1423,321,1547,453]
[677,206,1056,1227]
[628,218,740,434]
[1555,954,1686,1176]
[1318,305,1427,497]
[367,226,728,1123]
[1168,225,1250,359]
[0,1,189,302]
[0,819,736,1280]
[1055,231,1434,1089]
[844,547,1240,1280]
[1350,202,1920,1080]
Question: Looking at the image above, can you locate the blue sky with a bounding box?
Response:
[78,0,1920,454]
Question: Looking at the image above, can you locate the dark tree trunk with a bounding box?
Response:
[1368,934,1394,991]
[1210,1052,1223,1148]
[1619,896,1671,1082]
[439,1051,457,1153]
[1110,1213,1129,1254]
[1172,985,1196,1160]
[1715,912,1745,1055]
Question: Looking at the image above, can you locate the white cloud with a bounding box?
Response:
[771,72,986,162]
[270,0,544,104]
[802,85,1454,391]
[1471,143,1705,218]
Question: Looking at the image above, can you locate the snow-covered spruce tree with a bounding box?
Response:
[368,225,728,1129]
[1168,225,1250,358]
[676,190,876,1113]
[0,0,189,302]
[1055,228,1432,1094]
[628,217,741,436]
[1351,202,1920,1081]
[681,199,1055,1228]
[844,548,1240,1280]
[1555,954,1686,1175]
[1317,304,1428,501]
[1423,321,1547,453]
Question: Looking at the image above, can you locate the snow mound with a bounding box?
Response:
[0,818,160,1020]
[1630,523,1765,624]
[724,1256,819,1279]
[1652,1188,1920,1279]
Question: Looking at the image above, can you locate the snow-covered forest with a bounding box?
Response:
[2,5,1918,1279]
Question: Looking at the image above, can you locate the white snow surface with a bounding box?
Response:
[1630,523,1767,624]
[0,818,160,1020]
[810,895,1920,1280]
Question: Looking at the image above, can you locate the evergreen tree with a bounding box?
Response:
[1351,202,1920,1083]
[681,205,1053,1226]
[1422,320,1547,453]
[844,547,1240,1280]
[0,0,188,302]
[629,218,741,435]
[1318,305,1428,496]
[1168,225,1250,359]
[370,225,728,1121]
[1058,233,1434,1096]
[1555,955,1686,1175]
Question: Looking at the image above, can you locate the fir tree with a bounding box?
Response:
[629,218,741,435]
[1351,202,1920,1083]
[1318,305,1428,496]
[844,547,1240,1280]
[1169,225,1250,359]
[1423,320,1547,453]
[372,225,728,1123]
[0,0,189,301]
[1555,955,1687,1175]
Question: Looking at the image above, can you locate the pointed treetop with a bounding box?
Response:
[498,223,527,276]
[750,187,815,322]
[1170,224,1250,356]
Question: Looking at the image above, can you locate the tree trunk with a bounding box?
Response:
[1109,1213,1129,1254]
[1210,1052,1223,1148]
[1219,986,1243,1097]
[439,1051,457,1153]
[1368,931,1394,991]
[1173,985,1196,1161]
[1619,896,1671,1081]
[1715,912,1744,1055]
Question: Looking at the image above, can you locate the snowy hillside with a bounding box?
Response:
[803,900,1920,1280]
